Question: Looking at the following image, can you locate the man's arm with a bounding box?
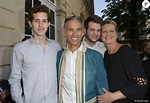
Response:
[96,53,109,95]
[8,47,24,103]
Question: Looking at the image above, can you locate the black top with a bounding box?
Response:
[104,45,147,103]
[143,58,150,101]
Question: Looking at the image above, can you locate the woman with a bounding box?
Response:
[98,20,147,103]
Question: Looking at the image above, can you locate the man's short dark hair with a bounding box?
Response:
[84,15,103,30]
[28,4,50,22]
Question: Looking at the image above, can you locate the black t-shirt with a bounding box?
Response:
[104,45,147,103]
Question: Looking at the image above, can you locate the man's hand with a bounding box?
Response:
[0,90,9,100]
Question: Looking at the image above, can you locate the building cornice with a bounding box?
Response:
[82,0,94,15]
[56,9,66,17]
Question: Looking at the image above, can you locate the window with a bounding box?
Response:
[48,0,54,3]
[46,9,55,39]
[25,0,56,40]
[25,0,41,35]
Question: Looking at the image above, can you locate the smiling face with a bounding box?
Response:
[63,19,83,51]
[101,23,117,45]
[28,12,50,37]
[85,21,101,43]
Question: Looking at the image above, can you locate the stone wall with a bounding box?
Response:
[0,0,25,79]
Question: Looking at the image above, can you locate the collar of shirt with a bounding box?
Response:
[66,44,83,53]
[29,36,52,46]
[82,37,106,50]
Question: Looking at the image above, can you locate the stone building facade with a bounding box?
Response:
[0,0,94,79]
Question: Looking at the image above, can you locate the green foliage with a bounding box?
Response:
[101,0,150,50]
[101,0,150,38]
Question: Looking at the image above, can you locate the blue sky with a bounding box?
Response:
[94,0,107,17]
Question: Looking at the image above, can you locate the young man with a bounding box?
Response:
[56,16,108,103]
[83,15,106,57]
[9,5,60,103]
